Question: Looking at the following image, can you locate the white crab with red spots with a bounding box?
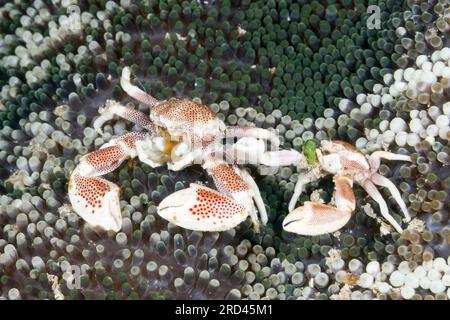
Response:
[282,140,412,235]
[68,67,285,232]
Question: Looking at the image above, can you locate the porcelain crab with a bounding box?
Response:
[68,67,295,232]
[282,140,412,235]
[68,67,411,236]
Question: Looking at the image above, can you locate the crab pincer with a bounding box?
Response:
[158,183,249,232]
[158,159,266,232]
[283,176,355,236]
[68,132,149,231]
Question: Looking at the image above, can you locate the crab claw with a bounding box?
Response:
[282,202,352,236]
[158,183,248,232]
[68,173,122,232]
[283,176,355,236]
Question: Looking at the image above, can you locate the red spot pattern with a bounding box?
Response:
[83,132,148,175]
[211,163,248,194]
[340,155,370,171]
[345,159,368,170]
[85,146,125,175]
[193,133,218,150]
[152,99,216,126]
[73,174,111,214]
[119,131,148,149]
[189,188,246,222]
[122,109,155,132]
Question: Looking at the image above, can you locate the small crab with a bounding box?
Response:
[282,140,412,235]
[68,67,293,232]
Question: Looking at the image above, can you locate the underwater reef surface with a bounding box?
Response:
[0,0,449,300]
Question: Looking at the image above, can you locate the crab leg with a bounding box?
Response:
[234,167,268,224]
[283,176,355,236]
[69,132,149,232]
[259,149,305,167]
[370,173,411,222]
[224,126,280,149]
[93,100,156,133]
[209,161,261,230]
[158,161,262,232]
[121,67,159,107]
[228,136,302,167]
[361,179,403,233]
[368,151,411,172]
[288,167,323,212]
